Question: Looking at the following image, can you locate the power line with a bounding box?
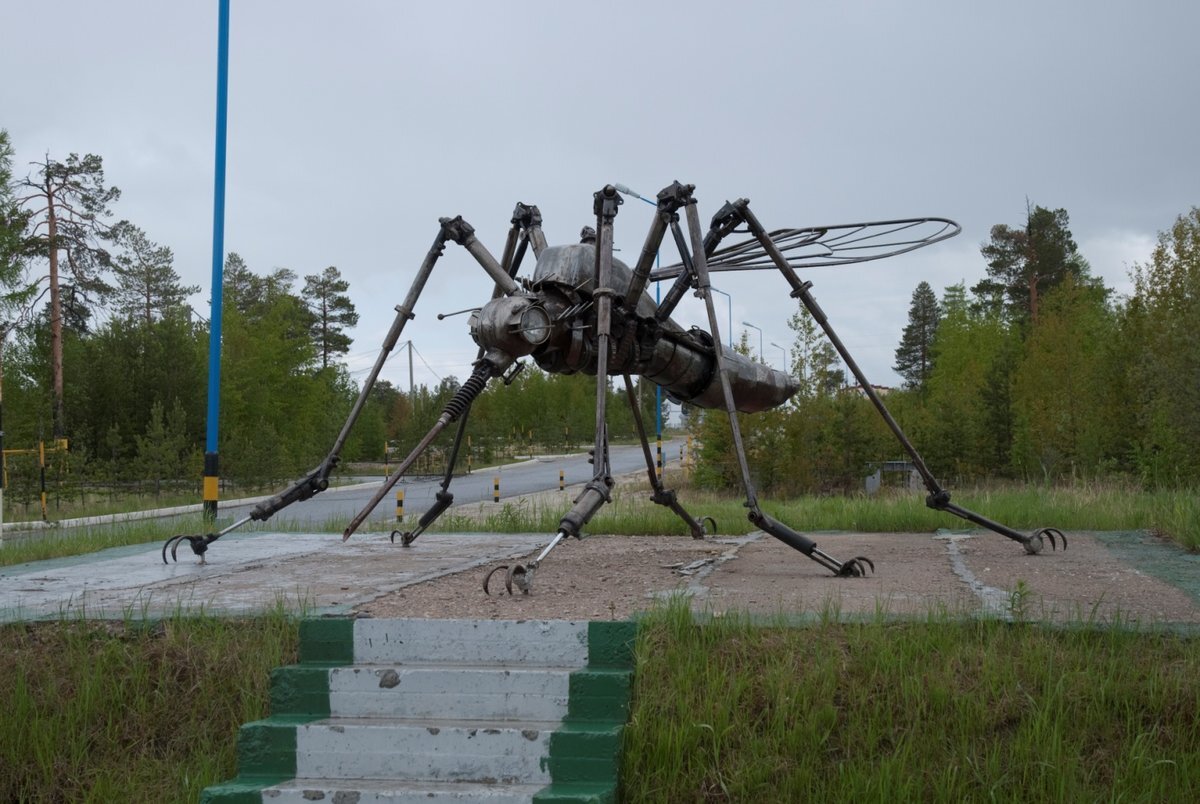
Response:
[408,342,442,382]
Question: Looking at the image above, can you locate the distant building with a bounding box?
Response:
[865,460,922,495]
[847,384,897,397]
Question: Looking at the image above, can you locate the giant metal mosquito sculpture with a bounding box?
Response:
[164,182,1065,593]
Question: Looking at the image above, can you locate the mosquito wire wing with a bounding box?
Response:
[650,216,961,280]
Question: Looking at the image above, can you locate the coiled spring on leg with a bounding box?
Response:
[442,363,491,421]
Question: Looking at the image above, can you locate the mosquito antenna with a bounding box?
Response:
[437,307,481,320]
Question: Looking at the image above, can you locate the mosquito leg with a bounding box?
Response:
[623,375,713,538]
[683,196,873,576]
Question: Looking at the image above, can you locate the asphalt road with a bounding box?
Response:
[214,438,687,531]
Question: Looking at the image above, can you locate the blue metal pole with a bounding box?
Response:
[203,0,230,520]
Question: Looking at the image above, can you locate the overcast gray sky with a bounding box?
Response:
[3,0,1196,396]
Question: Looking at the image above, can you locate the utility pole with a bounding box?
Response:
[407,340,414,396]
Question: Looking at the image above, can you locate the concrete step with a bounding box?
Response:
[351,619,591,666]
[328,664,572,721]
[202,619,637,804]
[262,777,548,803]
[294,717,561,783]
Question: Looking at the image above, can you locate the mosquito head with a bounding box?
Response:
[469,294,556,359]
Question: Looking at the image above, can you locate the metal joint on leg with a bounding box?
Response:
[593,184,624,221]
[749,511,874,577]
[558,477,613,539]
[932,495,1066,553]
[391,488,455,546]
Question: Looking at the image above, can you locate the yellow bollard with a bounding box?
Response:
[396,489,404,523]
[656,437,663,480]
[493,475,500,503]
[39,440,47,521]
[559,469,565,491]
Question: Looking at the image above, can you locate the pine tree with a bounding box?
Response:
[0,131,31,295]
[971,204,1091,325]
[893,280,940,390]
[16,152,122,437]
[111,223,199,325]
[302,266,358,369]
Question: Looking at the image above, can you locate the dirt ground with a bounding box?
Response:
[355,472,1200,624]
[358,528,1200,625]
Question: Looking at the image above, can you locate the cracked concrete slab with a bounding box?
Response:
[0,531,548,621]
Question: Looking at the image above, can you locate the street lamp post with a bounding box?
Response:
[770,341,787,371]
[742,320,763,360]
[710,287,733,348]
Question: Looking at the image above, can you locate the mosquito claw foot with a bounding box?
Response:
[483,564,509,595]
[162,534,215,564]
[507,564,532,595]
[1035,527,1066,551]
[390,530,418,546]
[837,556,875,577]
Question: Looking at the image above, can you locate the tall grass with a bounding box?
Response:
[0,606,299,803]
[430,481,1200,551]
[623,600,1200,802]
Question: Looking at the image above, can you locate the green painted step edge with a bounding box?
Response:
[297,616,355,664]
[270,664,334,717]
[533,781,617,804]
[586,620,638,668]
[568,668,632,722]
[544,723,625,783]
[536,620,638,801]
[199,774,293,804]
[201,617,353,801]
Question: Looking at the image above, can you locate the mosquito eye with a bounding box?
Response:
[518,306,551,345]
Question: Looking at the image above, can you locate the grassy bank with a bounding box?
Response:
[623,602,1200,802]
[3,604,1197,802]
[435,481,1200,551]
[0,608,298,803]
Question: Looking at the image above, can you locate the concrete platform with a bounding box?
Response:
[4,527,1199,628]
[0,531,549,622]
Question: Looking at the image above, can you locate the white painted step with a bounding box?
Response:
[294,718,559,783]
[353,619,589,666]
[262,778,546,803]
[329,664,572,721]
